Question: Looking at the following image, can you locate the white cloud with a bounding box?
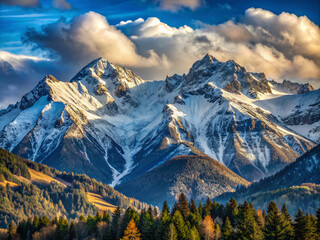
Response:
[21,9,320,86]
[117,17,193,37]
[119,9,320,85]
[23,12,165,68]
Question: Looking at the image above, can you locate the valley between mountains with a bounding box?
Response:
[0,54,319,206]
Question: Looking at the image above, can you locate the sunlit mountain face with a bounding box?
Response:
[0,0,319,214]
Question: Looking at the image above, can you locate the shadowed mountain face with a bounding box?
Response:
[116,155,250,206]
[0,54,318,204]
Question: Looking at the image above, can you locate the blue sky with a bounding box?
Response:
[0,0,319,108]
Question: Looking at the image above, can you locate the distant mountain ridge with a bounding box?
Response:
[0,54,319,205]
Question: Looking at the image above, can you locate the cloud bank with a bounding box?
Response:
[23,12,164,69]
[1,8,319,108]
[22,8,320,83]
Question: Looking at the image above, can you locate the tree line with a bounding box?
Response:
[3,193,320,240]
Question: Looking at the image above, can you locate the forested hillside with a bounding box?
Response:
[215,145,320,214]
[0,149,148,229]
[2,193,320,240]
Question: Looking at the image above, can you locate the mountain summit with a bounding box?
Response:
[0,54,318,205]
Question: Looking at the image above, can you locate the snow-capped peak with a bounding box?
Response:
[70,57,144,89]
[181,54,272,98]
[190,53,219,71]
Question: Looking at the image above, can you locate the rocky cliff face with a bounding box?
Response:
[0,55,318,203]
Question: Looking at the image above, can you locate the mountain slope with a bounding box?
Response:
[116,155,249,206]
[215,144,320,214]
[0,54,318,204]
[0,148,148,228]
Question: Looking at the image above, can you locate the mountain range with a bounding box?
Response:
[0,54,319,206]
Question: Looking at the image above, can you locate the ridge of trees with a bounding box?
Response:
[3,193,320,240]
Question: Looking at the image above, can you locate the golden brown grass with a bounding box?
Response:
[0,179,19,188]
[86,192,117,212]
[28,168,66,187]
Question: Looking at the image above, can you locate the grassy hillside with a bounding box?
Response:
[116,155,249,207]
[0,148,148,228]
[86,192,117,212]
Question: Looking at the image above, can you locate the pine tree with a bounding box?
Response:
[159,204,172,240]
[178,193,190,219]
[172,210,189,240]
[189,199,201,228]
[111,206,122,240]
[86,215,97,234]
[189,199,198,215]
[281,204,292,222]
[190,225,201,240]
[237,201,263,240]
[226,198,239,226]
[121,219,141,240]
[171,202,180,216]
[280,204,294,240]
[95,211,102,222]
[304,213,317,240]
[200,215,215,240]
[56,216,69,240]
[198,203,203,219]
[165,223,178,240]
[52,216,59,225]
[222,217,234,240]
[204,198,213,218]
[103,211,111,223]
[8,220,15,240]
[32,215,40,232]
[139,210,154,240]
[39,215,50,229]
[69,220,76,240]
[264,201,288,240]
[161,201,170,216]
[294,209,306,240]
